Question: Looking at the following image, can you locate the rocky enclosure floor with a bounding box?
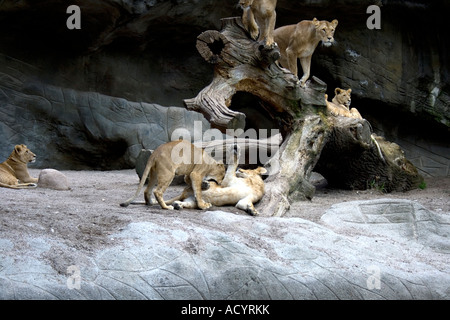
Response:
[1,169,448,256]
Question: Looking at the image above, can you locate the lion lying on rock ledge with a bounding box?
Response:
[325,88,363,120]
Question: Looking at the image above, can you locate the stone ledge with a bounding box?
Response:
[1,200,448,300]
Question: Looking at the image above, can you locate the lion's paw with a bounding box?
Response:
[198,201,212,210]
[173,202,183,210]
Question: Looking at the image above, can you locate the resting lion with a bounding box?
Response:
[168,144,267,216]
[0,144,38,189]
[239,0,277,47]
[274,18,338,86]
[120,140,225,210]
[325,88,362,119]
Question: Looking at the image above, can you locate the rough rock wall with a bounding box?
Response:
[0,0,234,106]
[0,0,224,168]
[286,1,449,177]
[0,0,448,174]
[0,61,208,169]
[288,1,450,126]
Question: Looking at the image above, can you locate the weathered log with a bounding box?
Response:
[194,133,282,165]
[256,115,423,216]
[196,30,229,64]
[186,16,422,217]
[256,115,329,216]
[314,119,423,192]
[184,17,321,133]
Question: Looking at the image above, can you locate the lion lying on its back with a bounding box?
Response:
[167,144,267,216]
[0,144,38,189]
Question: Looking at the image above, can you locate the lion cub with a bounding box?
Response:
[239,0,277,47]
[120,140,225,210]
[0,144,38,189]
[325,88,362,119]
[169,144,267,216]
[274,18,338,86]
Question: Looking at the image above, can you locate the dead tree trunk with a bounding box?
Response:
[314,118,423,193]
[185,17,423,217]
[258,115,329,216]
[184,17,325,132]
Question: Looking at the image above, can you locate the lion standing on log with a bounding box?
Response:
[274,18,338,86]
[239,0,277,47]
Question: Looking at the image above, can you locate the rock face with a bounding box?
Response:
[321,199,450,253]
[293,1,450,177]
[0,201,448,299]
[0,75,209,169]
[295,2,450,126]
[0,0,221,169]
[0,0,448,175]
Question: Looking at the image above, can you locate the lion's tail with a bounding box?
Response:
[371,134,386,163]
[120,157,154,207]
[0,182,37,189]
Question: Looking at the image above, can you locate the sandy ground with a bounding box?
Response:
[1,168,449,256]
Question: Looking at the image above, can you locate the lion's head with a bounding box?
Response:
[312,18,338,47]
[12,144,36,164]
[204,162,226,185]
[236,167,267,179]
[333,88,352,108]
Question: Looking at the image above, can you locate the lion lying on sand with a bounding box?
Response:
[0,144,38,189]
